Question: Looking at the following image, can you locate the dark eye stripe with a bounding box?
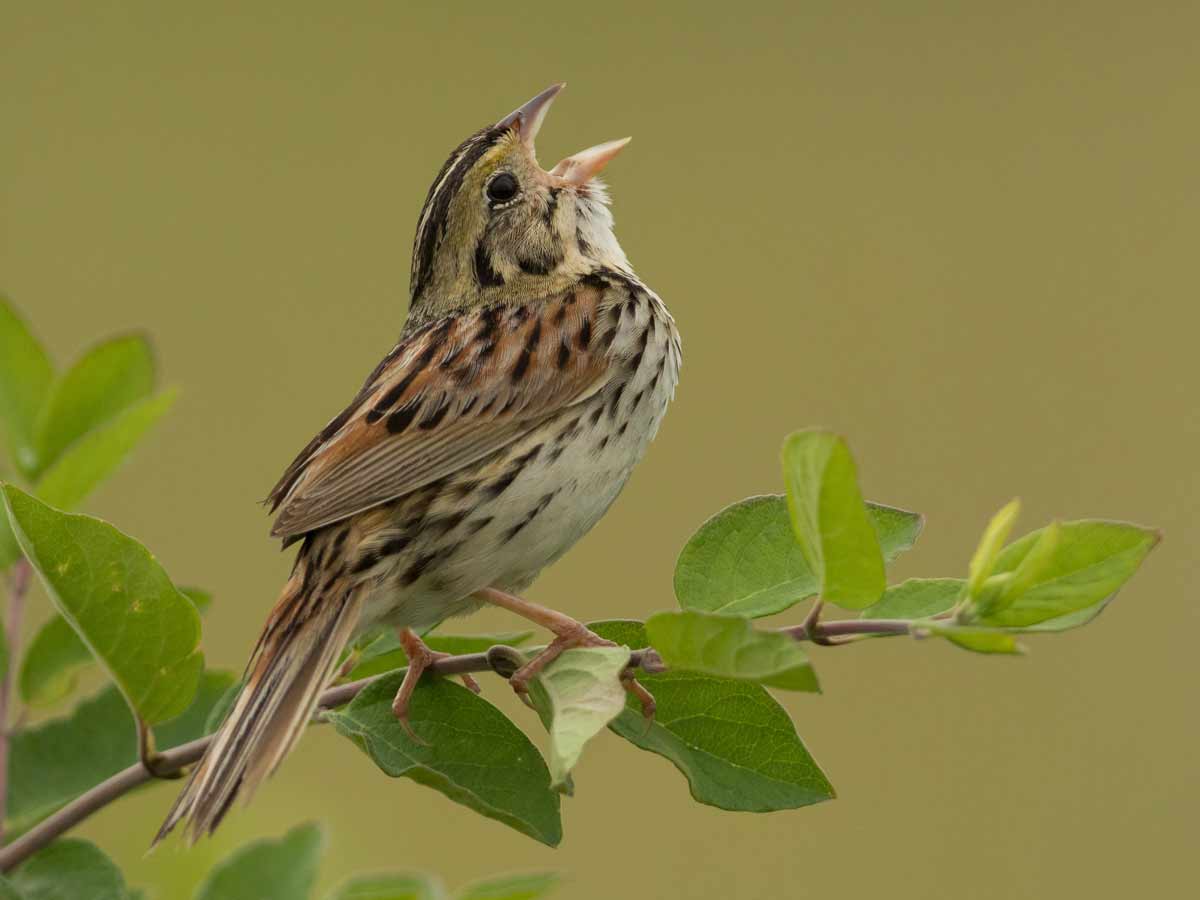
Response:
[410,125,507,302]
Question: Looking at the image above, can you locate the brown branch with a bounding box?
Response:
[0,559,33,848]
[0,624,889,872]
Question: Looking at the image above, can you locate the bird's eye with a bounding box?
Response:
[486,173,519,204]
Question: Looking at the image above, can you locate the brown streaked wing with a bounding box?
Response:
[267,285,614,541]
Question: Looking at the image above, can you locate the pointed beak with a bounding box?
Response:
[496,83,565,148]
[549,137,632,186]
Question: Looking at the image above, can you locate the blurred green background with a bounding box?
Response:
[2,2,1196,897]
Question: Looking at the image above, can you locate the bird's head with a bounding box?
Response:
[407,84,631,321]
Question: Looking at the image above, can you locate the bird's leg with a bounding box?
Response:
[390,627,481,740]
[475,587,656,721]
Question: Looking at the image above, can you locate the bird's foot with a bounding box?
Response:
[390,627,481,743]
[476,588,656,722]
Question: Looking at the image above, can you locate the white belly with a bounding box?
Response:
[360,290,680,632]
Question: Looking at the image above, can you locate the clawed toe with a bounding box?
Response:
[622,673,656,725]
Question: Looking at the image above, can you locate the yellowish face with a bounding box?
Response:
[407,89,631,322]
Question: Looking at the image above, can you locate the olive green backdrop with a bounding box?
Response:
[3,2,1196,897]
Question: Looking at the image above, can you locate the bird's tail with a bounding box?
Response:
[154,553,362,845]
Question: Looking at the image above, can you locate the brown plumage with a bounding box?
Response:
[156,84,680,844]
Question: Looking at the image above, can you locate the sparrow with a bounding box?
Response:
[156,83,681,843]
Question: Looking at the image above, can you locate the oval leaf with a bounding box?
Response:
[195,823,324,900]
[978,520,1159,627]
[35,389,176,511]
[10,839,127,900]
[31,334,155,478]
[532,645,630,790]
[456,873,560,900]
[674,495,921,618]
[0,296,54,479]
[20,587,211,709]
[781,431,888,609]
[327,676,562,847]
[646,611,819,692]
[17,616,90,709]
[861,578,964,620]
[2,486,203,724]
[6,670,233,835]
[967,499,1021,597]
[591,620,835,811]
[928,624,1024,655]
[325,873,444,900]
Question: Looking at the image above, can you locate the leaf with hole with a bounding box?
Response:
[646,611,819,692]
[328,676,562,847]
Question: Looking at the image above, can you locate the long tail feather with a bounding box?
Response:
[154,562,361,845]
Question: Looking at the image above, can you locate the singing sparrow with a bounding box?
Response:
[157,84,681,843]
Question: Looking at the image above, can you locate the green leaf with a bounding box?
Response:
[861,578,964,620]
[2,486,203,724]
[967,499,1021,597]
[17,615,90,708]
[325,874,444,900]
[927,624,1024,655]
[194,823,324,900]
[10,839,127,900]
[674,495,921,618]
[6,671,234,835]
[977,520,1159,628]
[344,631,534,682]
[455,873,559,900]
[328,676,562,847]
[35,389,176,511]
[20,585,211,709]
[1017,596,1113,632]
[0,517,20,570]
[0,877,23,900]
[180,587,213,615]
[0,296,54,479]
[203,678,242,734]
[31,334,155,478]
[590,620,835,811]
[780,431,891,609]
[645,611,819,692]
[531,646,630,790]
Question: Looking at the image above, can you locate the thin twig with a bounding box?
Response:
[0,622,898,872]
[0,559,33,848]
[781,617,913,641]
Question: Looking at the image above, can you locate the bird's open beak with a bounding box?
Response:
[497,83,564,149]
[550,137,631,186]
[498,84,631,186]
